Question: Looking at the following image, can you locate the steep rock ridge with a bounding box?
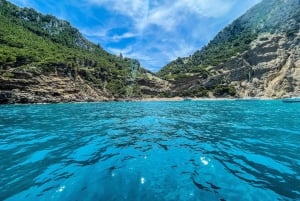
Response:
[159,0,300,98]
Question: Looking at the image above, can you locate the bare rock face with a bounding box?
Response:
[223,32,300,98]
[0,68,172,104]
[0,70,109,104]
[137,72,171,97]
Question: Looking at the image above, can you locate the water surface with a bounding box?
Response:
[0,100,299,201]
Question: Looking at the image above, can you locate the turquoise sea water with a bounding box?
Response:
[0,100,299,201]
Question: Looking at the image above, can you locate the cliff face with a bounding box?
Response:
[0,70,108,104]
[160,0,300,98]
[230,33,300,98]
[0,68,170,103]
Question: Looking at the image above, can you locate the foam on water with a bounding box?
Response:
[0,101,299,201]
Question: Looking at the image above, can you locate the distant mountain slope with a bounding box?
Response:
[0,0,94,50]
[158,0,300,98]
[0,0,169,103]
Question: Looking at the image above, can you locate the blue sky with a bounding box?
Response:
[9,0,261,72]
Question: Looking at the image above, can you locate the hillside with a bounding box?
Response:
[158,0,300,98]
[1,0,299,102]
[0,0,169,103]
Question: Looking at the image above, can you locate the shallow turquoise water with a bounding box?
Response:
[0,100,299,201]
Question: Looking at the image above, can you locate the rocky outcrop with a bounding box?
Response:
[168,32,300,98]
[216,32,300,98]
[0,69,110,104]
[137,73,171,97]
[0,68,172,104]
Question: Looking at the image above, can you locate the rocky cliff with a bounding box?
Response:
[159,0,300,98]
[228,33,300,98]
[0,68,170,104]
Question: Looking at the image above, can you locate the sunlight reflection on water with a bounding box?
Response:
[0,101,299,201]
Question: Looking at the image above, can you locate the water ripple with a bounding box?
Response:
[0,101,299,201]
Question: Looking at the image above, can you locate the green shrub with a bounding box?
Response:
[213,85,236,97]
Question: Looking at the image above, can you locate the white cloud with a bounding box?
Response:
[86,0,237,33]
[87,0,149,21]
[105,35,201,72]
[111,32,137,42]
[82,27,137,43]
[81,26,107,38]
[79,0,262,71]
[182,0,236,18]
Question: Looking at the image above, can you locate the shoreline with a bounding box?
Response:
[134,97,276,102]
[0,96,281,105]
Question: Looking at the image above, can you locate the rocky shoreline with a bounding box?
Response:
[0,93,279,105]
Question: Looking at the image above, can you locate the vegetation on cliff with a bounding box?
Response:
[0,0,151,99]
